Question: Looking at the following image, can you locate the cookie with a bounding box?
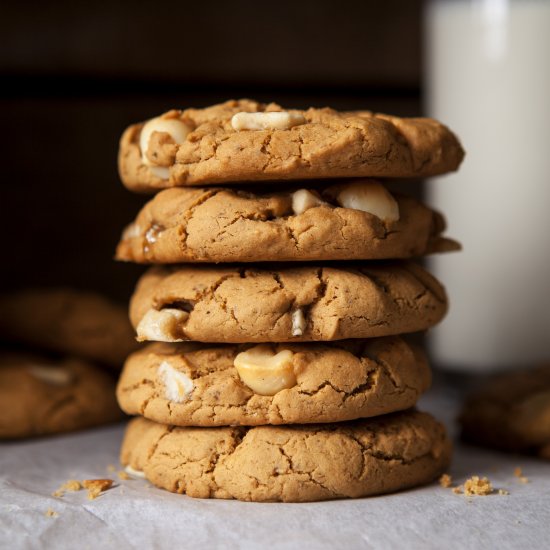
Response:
[120,410,451,502]
[117,336,431,426]
[116,181,459,264]
[130,262,447,343]
[460,364,550,458]
[118,99,465,192]
[0,289,139,369]
[0,352,122,439]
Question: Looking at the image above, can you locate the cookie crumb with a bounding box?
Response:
[439,474,453,488]
[45,508,58,518]
[514,467,529,483]
[498,489,510,495]
[52,479,82,497]
[82,479,113,500]
[452,486,463,494]
[464,476,493,496]
[117,470,130,480]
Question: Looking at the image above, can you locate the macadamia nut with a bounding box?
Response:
[291,189,326,215]
[231,111,306,131]
[234,345,297,396]
[139,117,191,179]
[136,308,189,342]
[336,180,399,223]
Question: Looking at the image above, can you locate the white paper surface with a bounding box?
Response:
[1,388,549,550]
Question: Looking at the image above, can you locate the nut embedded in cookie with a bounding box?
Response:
[157,361,194,403]
[140,115,192,180]
[231,111,306,131]
[291,188,326,215]
[234,344,297,396]
[136,308,189,342]
[28,365,74,386]
[333,180,400,223]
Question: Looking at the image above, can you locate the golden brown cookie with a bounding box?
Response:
[120,410,451,502]
[130,262,447,343]
[117,337,431,426]
[0,352,122,439]
[118,99,465,192]
[116,181,459,264]
[460,364,550,458]
[0,289,139,369]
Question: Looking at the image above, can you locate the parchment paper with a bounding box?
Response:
[2,388,549,550]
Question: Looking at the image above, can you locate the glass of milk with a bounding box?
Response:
[424,0,550,372]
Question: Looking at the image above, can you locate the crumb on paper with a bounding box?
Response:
[464,476,493,496]
[439,474,453,488]
[514,467,529,483]
[117,470,130,480]
[82,479,113,500]
[452,486,463,494]
[498,489,510,495]
[45,508,58,518]
[107,464,116,473]
[52,479,82,497]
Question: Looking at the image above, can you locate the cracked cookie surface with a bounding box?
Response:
[0,289,140,369]
[117,337,430,426]
[120,410,451,502]
[460,364,550,459]
[0,352,122,439]
[119,99,464,192]
[130,262,447,343]
[116,183,459,263]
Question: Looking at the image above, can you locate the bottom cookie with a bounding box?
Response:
[460,364,550,458]
[120,410,451,502]
[0,352,122,439]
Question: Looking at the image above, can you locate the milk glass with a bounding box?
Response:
[425,0,550,371]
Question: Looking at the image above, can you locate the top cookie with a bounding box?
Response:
[0,288,139,369]
[119,99,465,192]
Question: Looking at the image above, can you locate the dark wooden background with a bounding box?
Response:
[1,0,423,302]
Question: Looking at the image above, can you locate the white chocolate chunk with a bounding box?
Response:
[157,361,194,403]
[139,117,191,179]
[336,180,399,223]
[136,308,189,342]
[121,222,142,241]
[231,111,306,131]
[234,345,296,396]
[148,166,170,179]
[28,365,73,386]
[124,465,146,479]
[291,308,307,336]
[291,189,326,215]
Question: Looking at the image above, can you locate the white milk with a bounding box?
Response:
[425,0,550,372]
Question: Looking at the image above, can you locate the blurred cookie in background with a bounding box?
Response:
[460,364,550,459]
[0,288,139,369]
[0,351,122,439]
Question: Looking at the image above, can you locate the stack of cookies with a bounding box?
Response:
[115,99,464,502]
